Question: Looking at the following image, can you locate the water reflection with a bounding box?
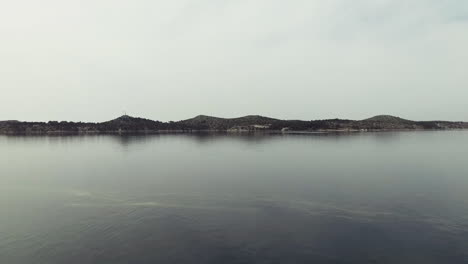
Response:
[1,131,468,263]
[1,130,406,146]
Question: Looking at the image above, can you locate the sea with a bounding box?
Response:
[1,131,468,263]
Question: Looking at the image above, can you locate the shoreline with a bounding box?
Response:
[1,128,467,136]
[2,114,467,135]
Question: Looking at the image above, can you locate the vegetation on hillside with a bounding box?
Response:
[1,114,467,134]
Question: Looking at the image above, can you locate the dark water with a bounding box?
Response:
[1,132,468,264]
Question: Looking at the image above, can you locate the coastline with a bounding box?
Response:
[1,114,467,135]
[1,127,467,136]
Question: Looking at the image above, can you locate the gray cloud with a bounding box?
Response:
[0,0,467,122]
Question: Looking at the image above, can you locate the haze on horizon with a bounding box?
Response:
[1,0,467,122]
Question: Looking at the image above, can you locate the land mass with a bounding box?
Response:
[1,114,467,134]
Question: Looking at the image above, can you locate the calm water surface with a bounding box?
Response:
[1,132,468,263]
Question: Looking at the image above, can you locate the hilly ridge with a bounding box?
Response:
[1,114,467,134]
[363,115,412,123]
[179,115,278,130]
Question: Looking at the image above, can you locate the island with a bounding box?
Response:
[0,114,467,135]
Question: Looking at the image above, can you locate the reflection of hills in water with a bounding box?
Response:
[107,132,406,147]
[1,132,406,148]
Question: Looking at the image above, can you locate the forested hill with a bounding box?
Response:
[1,114,467,134]
[179,115,278,130]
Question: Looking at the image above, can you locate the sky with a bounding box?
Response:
[1,0,467,122]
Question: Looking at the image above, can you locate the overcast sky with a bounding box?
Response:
[1,0,467,122]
